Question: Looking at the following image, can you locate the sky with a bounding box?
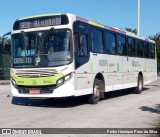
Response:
[0,0,159,38]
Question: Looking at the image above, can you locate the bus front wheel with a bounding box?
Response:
[88,78,104,104]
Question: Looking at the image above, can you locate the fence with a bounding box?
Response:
[0,45,11,80]
[158,60,160,74]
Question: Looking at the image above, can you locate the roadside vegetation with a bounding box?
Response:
[149,33,160,137]
[155,104,160,136]
[155,121,160,137]
[0,36,11,45]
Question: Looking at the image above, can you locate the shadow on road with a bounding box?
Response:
[146,84,160,88]
[11,87,150,108]
[104,87,149,100]
[139,104,160,114]
[11,96,88,108]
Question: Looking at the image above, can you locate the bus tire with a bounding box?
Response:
[88,78,104,104]
[134,75,143,94]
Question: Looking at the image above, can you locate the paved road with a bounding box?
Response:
[0,79,160,137]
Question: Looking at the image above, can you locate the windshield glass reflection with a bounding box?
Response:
[11,29,72,68]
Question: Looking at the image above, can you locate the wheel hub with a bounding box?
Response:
[94,85,100,98]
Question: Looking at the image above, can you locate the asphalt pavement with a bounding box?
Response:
[0,78,160,137]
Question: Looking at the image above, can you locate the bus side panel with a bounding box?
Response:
[107,55,122,91]
[122,56,136,88]
[145,59,157,85]
[74,61,93,96]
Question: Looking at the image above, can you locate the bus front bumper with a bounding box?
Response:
[11,80,74,98]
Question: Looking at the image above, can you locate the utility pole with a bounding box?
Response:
[137,0,140,36]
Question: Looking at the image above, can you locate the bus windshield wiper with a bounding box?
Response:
[21,31,25,50]
[43,27,54,48]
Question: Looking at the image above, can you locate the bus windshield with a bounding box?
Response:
[11,29,72,68]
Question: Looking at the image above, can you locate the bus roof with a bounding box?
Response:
[75,15,155,43]
[19,13,62,20]
[17,13,155,43]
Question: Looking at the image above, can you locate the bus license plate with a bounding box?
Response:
[29,90,40,94]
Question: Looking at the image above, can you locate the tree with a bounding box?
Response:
[0,36,2,44]
[0,36,11,45]
[125,28,137,35]
[149,33,160,60]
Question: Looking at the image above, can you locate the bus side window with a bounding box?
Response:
[150,43,155,59]
[74,32,89,68]
[136,40,143,58]
[105,32,116,55]
[144,43,149,58]
[117,35,126,56]
[128,38,135,57]
[91,28,104,53]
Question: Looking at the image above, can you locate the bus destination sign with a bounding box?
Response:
[13,15,69,30]
[20,17,61,29]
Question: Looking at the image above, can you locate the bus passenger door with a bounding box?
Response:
[74,32,90,96]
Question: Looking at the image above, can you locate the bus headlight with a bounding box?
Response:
[56,73,72,87]
[11,78,17,88]
[57,78,64,85]
[64,73,72,81]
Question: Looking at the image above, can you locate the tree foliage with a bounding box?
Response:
[125,28,137,35]
[0,36,11,45]
[149,33,160,60]
[0,36,2,44]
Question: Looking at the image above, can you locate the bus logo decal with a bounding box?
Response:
[32,80,37,85]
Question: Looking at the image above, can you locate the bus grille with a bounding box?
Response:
[15,69,58,77]
[18,85,55,94]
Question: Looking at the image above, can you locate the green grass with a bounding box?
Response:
[155,123,160,137]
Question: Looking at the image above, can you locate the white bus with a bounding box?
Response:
[6,13,157,104]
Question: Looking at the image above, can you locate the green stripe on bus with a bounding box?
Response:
[117,63,119,72]
[91,62,94,73]
[11,73,63,86]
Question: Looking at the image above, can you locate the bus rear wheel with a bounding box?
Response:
[88,78,104,104]
[134,75,143,94]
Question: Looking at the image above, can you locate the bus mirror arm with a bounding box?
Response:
[3,31,11,37]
